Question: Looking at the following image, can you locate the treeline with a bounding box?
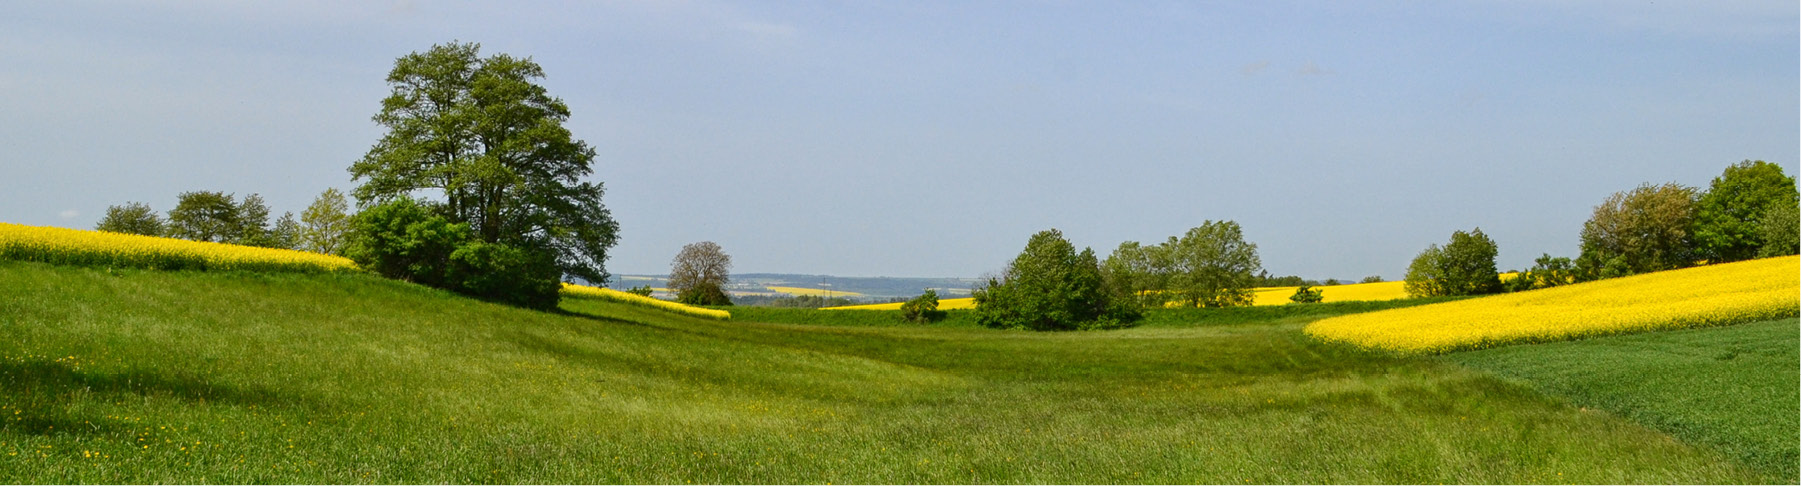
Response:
[95,188,353,256]
[1403,160,1799,298]
[968,159,1799,332]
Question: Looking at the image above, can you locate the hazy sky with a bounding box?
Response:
[4,1,1796,280]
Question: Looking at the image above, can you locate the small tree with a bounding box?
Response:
[166,191,242,243]
[300,188,353,255]
[96,202,165,236]
[270,212,302,250]
[1288,285,1323,304]
[1576,183,1698,280]
[974,229,1138,331]
[236,193,274,247]
[1404,228,1502,297]
[670,241,733,306]
[1359,275,1384,284]
[900,289,944,323]
[1694,160,1799,263]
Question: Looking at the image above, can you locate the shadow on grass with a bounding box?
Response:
[0,359,301,437]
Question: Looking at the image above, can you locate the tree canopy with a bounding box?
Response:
[1102,221,1261,308]
[1576,182,1698,279]
[166,191,243,243]
[1694,160,1799,263]
[96,202,165,236]
[1404,228,1502,297]
[975,229,1137,331]
[669,241,733,306]
[349,41,619,286]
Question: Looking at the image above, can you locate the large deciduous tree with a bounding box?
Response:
[669,241,733,306]
[349,41,619,289]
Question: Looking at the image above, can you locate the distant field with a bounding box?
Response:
[1251,280,1409,305]
[764,286,865,297]
[1307,256,1799,353]
[824,297,975,311]
[0,261,1778,483]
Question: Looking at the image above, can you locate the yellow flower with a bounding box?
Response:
[0,222,358,273]
[560,283,730,320]
[1305,256,1800,353]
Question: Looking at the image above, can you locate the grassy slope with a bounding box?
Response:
[0,262,1769,483]
[1447,318,1800,483]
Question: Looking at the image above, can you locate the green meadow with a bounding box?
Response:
[0,261,1793,483]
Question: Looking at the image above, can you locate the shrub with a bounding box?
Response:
[625,285,655,296]
[1506,254,1576,293]
[677,281,733,306]
[1288,285,1324,304]
[900,289,945,323]
[345,198,472,288]
[447,241,561,310]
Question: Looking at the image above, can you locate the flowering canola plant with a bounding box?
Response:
[0,222,358,273]
[561,283,731,320]
[1305,256,1799,354]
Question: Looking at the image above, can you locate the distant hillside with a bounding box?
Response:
[610,273,982,301]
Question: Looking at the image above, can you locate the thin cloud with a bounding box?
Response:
[1296,62,1332,76]
[1240,61,1270,76]
[58,209,79,220]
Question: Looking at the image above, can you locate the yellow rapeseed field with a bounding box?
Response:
[1305,256,1800,354]
[1251,280,1411,305]
[765,286,865,297]
[561,283,731,320]
[1250,273,1518,306]
[0,222,358,273]
[824,297,977,311]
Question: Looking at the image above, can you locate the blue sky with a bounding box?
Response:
[3,1,1796,280]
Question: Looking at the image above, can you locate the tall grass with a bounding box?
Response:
[0,261,1770,483]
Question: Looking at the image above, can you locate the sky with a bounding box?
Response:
[3,1,1796,280]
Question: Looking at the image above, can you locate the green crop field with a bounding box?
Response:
[0,261,1791,483]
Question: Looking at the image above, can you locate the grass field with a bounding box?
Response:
[0,261,1784,483]
[1448,318,1799,482]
